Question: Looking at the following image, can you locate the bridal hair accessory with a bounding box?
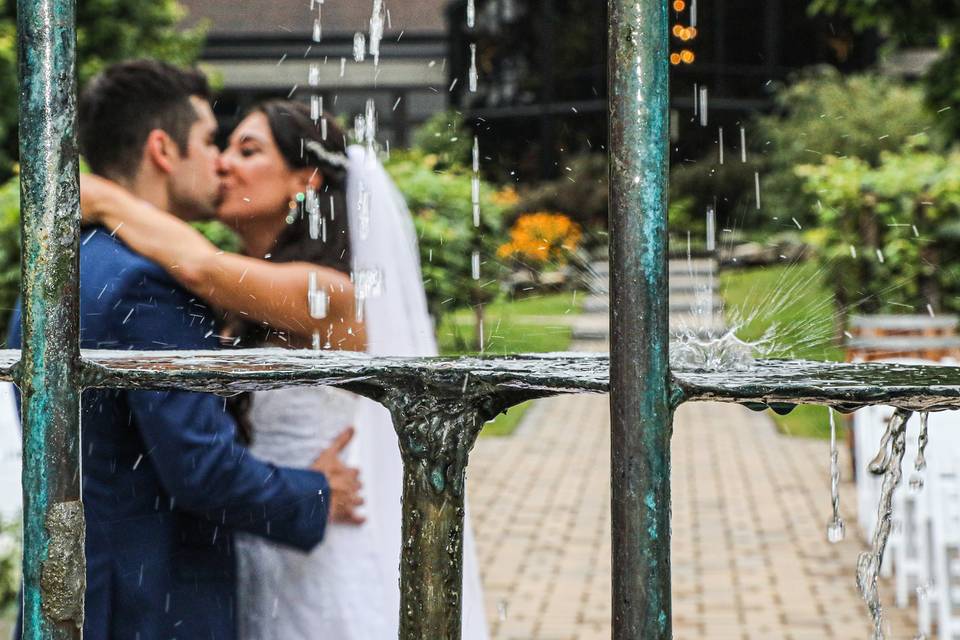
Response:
[304,140,350,169]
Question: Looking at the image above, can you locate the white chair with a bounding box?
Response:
[928,457,960,638]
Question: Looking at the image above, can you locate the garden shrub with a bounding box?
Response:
[797,147,960,315]
[384,148,510,327]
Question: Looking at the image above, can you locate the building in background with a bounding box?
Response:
[448,0,878,180]
[179,0,452,146]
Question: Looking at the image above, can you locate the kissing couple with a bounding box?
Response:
[8,59,488,639]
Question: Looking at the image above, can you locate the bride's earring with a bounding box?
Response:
[286,192,305,224]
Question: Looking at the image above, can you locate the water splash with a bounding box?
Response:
[857,408,912,640]
[669,328,763,371]
[826,407,845,543]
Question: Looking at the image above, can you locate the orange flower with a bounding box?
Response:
[497,212,582,265]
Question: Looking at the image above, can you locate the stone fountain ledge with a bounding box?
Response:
[2,349,959,412]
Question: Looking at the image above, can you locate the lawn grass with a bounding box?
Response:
[720,261,842,439]
[437,292,583,435]
[437,291,583,356]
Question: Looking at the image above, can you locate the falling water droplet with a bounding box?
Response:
[915,411,928,472]
[369,0,385,66]
[496,599,508,621]
[690,0,698,27]
[308,63,320,87]
[472,137,481,227]
[467,0,476,28]
[471,251,481,280]
[312,12,322,43]
[352,268,383,323]
[698,86,708,127]
[358,182,371,240]
[364,98,377,155]
[306,188,321,239]
[469,44,478,92]
[310,95,322,123]
[857,408,912,639]
[718,127,724,164]
[353,32,366,62]
[740,126,747,163]
[876,248,885,264]
[826,408,845,543]
[754,172,761,210]
[705,206,716,252]
[307,272,329,319]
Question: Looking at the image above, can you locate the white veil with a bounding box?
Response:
[344,145,489,638]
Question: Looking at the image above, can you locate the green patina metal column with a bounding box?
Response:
[608,0,673,638]
[17,0,85,635]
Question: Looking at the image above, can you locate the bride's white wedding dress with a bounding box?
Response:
[235,145,489,639]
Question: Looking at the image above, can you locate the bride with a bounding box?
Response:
[80,100,489,639]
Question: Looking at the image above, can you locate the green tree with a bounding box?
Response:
[753,68,941,226]
[810,0,960,137]
[0,0,206,176]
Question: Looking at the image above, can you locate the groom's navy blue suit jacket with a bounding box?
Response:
[8,227,330,639]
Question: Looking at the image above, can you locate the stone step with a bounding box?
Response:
[669,275,719,292]
[669,259,717,276]
[669,293,723,310]
[571,315,609,341]
[585,296,724,314]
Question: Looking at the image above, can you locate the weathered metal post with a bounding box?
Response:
[16,0,85,634]
[608,0,673,638]
[381,377,515,639]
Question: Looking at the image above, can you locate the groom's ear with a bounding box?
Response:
[143,129,178,175]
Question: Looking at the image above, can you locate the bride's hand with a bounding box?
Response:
[80,174,132,225]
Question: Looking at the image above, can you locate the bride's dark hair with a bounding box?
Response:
[227,99,354,442]
[255,99,352,274]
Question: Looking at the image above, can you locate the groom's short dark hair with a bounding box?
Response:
[78,59,211,180]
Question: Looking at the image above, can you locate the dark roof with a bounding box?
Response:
[181,0,450,38]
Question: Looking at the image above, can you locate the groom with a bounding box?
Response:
[7,60,361,638]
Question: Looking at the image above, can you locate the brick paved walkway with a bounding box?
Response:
[468,396,917,639]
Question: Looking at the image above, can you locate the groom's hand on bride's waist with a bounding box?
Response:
[311,427,366,525]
